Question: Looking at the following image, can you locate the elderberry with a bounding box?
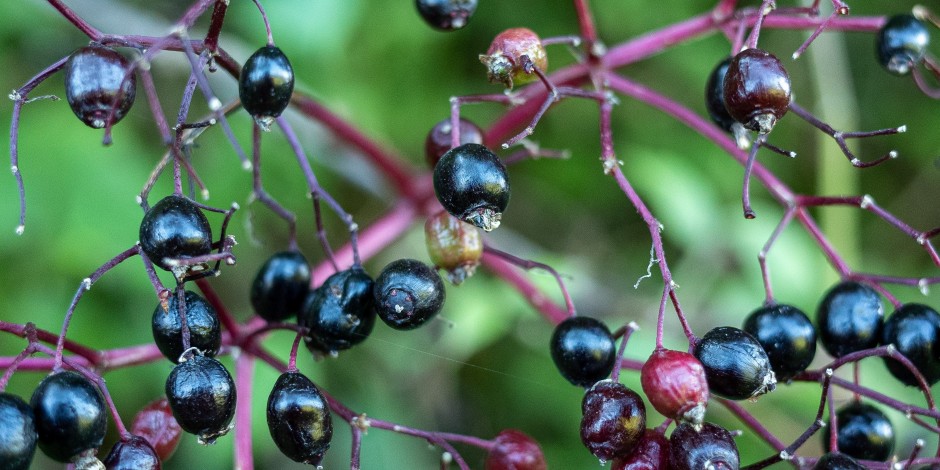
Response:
[250,250,311,322]
[742,303,817,381]
[424,210,483,285]
[239,45,294,124]
[877,14,931,76]
[480,28,547,89]
[880,303,940,386]
[0,392,37,470]
[816,281,884,358]
[425,117,484,169]
[373,258,446,330]
[30,371,107,464]
[693,326,776,400]
[139,195,212,273]
[580,380,647,462]
[722,48,791,134]
[130,397,182,462]
[814,452,866,470]
[101,435,160,470]
[640,348,708,425]
[267,371,333,465]
[64,44,137,129]
[300,267,377,354]
[705,56,736,133]
[611,430,670,470]
[669,422,739,470]
[152,290,221,362]
[415,0,477,31]
[164,355,236,444]
[434,143,510,232]
[485,429,547,470]
[823,401,895,461]
[550,316,617,387]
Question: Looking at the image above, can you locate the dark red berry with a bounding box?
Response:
[299,267,377,354]
[742,303,817,381]
[425,210,482,285]
[164,355,236,444]
[814,452,867,470]
[480,28,547,89]
[425,118,485,169]
[611,430,670,470]
[485,429,547,470]
[64,44,137,129]
[152,290,221,362]
[0,392,37,470]
[824,401,895,461]
[722,48,791,134]
[669,422,739,470]
[549,316,617,387]
[102,435,161,470]
[877,14,930,76]
[130,397,182,462]
[881,303,940,386]
[434,143,510,232]
[30,371,107,464]
[640,348,708,426]
[239,45,294,125]
[250,251,311,322]
[816,281,884,358]
[694,326,776,400]
[705,56,737,133]
[139,195,212,273]
[415,0,477,31]
[373,258,446,330]
[266,371,333,465]
[580,380,647,462]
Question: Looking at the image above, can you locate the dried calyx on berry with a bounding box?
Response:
[267,371,333,465]
[876,14,931,76]
[580,380,647,463]
[30,371,108,465]
[722,47,791,134]
[433,143,510,232]
[424,210,483,285]
[480,28,547,89]
[299,266,377,354]
[164,354,236,445]
[693,326,776,401]
[64,43,137,129]
[239,45,294,128]
[415,0,477,31]
[640,348,708,426]
[550,316,617,387]
[373,258,446,330]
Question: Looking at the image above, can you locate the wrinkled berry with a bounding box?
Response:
[694,326,776,400]
[139,195,212,273]
[611,430,670,470]
[165,355,236,444]
[425,210,483,285]
[131,397,182,462]
[669,422,739,470]
[580,380,647,462]
[102,435,160,470]
[480,28,547,89]
[152,290,221,362]
[300,267,377,354]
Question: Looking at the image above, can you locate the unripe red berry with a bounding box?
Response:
[611,430,670,470]
[131,397,182,462]
[485,429,547,470]
[425,117,484,169]
[640,349,708,426]
[480,28,547,89]
[722,48,791,134]
[424,210,482,285]
[580,380,647,462]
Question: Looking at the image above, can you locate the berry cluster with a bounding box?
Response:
[1,0,939,469]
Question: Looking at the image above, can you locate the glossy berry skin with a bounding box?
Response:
[640,348,708,425]
[64,44,136,129]
[425,210,483,285]
[239,45,294,123]
[485,429,547,470]
[669,422,739,470]
[877,14,930,76]
[164,355,236,444]
[823,401,894,461]
[102,435,161,470]
[250,251,311,322]
[705,56,736,133]
[881,303,940,386]
[580,380,646,462]
[139,195,212,272]
[425,117,484,168]
[30,371,107,463]
[434,143,510,232]
[694,326,776,400]
[373,258,446,330]
[415,0,477,31]
[152,290,221,362]
[550,316,617,387]
[131,398,182,462]
[722,48,791,134]
[742,303,817,381]
[267,371,333,465]
[0,392,37,470]
[816,281,884,358]
[480,28,547,88]
[299,267,377,354]
[611,430,670,470]
[814,452,866,470]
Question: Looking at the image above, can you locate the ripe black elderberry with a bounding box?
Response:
[415,0,477,31]
[485,429,547,470]
[722,48,791,134]
[0,392,37,470]
[152,290,221,362]
[881,303,940,386]
[425,210,483,285]
[816,281,884,358]
[250,251,311,322]
[693,326,776,400]
[266,371,333,465]
[669,422,739,470]
[373,258,446,330]
[299,267,377,354]
[742,303,817,381]
[64,44,137,129]
[139,195,212,272]
[550,316,617,388]
[580,380,647,462]
[640,348,708,426]
[131,397,182,462]
[434,143,510,232]
[164,355,236,444]
[823,401,895,461]
[814,452,867,470]
[425,117,484,168]
[101,435,160,470]
[30,371,107,464]
[480,28,547,89]
[611,430,670,470]
[239,45,295,125]
[705,56,737,133]
[877,14,931,76]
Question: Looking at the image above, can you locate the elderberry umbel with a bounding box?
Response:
[876,14,931,76]
[64,43,137,129]
[152,289,221,362]
[164,355,236,444]
[30,371,107,465]
[434,143,510,232]
[373,258,446,330]
[300,266,377,354]
[139,195,213,273]
[239,45,295,125]
[267,371,333,465]
[722,48,791,134]
[550,316,617,388]
[415,0,477,31]
[250,250,311,322]
[480,28,547,89]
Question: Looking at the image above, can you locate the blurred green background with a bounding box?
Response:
[0,0,938,468]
